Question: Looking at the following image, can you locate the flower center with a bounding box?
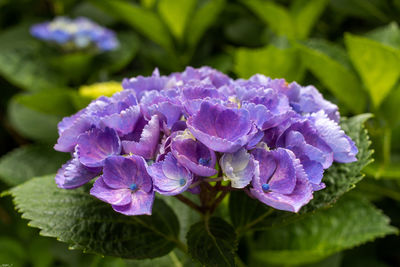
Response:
[262,183,270,192]
[179,178,186,186]
[198,157,210,166]
[129,183,138,191]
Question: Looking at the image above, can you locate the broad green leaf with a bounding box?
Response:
[230,114,373,233]
[364,161,400,180]
[250,196,397,266]
[0,237,27,266]
[297,39,366,113]
[330,0,390,22]
[380,83,400,126]
[91,0,173,51]
[291,0,329,39]
[234,44,303,82]
[186,0,225,48]
[8,90,75,143]
[7,175,180,259]
[0,24,68,91]
[242,0,295,39]
[158,0,196,41]
[140,0,156,9]
[8,100,61,143]
[72,2,116,26]
[126,249,200,267]
[366,22,400,49]
[187,217,237,267]
[0,144,69,186]
[345,33,400,107]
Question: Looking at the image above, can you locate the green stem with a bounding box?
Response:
[237,209,274,236]
[174,194,203,214]
[173,239,188,254]
[383,127,392,165]
[169,251,183,267]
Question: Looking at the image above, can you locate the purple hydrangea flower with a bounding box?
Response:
[54,66,358,215]
[90,155,154,216]
[149,153,193,195]
[250,148,313,212]
[30,17,119,52]
[187,101,256,153]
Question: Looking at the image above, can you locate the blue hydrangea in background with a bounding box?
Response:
[30,17,119,52]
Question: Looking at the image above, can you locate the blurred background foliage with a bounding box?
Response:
[1,0,400,266]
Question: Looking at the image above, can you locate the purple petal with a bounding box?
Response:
[54,115,94,152]
[171,132,217,177]
[220,148,255,188]
[252,148,296,195]
[77,127,121,168]
[122,115,160,159]
[90,177,132,206]
[149,153,193,195]
[187,102,255,153]
[55,149,100,189]
[308,111,358,163]
[102,155,153,192]
[251,148,313,212]
[112,190,155,216]
[101,105,141,136]
[277,118,333,169]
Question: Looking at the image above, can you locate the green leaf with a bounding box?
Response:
[364,161,400,180]
[140,0,156,9]
[380,83,400,126]
[250,196,397,266]
[242,0,295,39]
[0,144,69,186]
[7,175,180,259]
[297,39,366,113]
[186,0,226,48]
[0,24,68,91]
[93,31,140,74]
[158,0,196,41]
[234,44,303,82]
[365,22,400,49]
[0,237,28,266]
[8,90,75,143]
[242,0,327,40]
[330,0,390,22]
[229,114,373,233]
[345,33,400,108]
[187,217,237,267]
[91,0,173,51]
[290,0,329,39]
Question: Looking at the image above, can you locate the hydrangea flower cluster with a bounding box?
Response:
[30,17,119,52]
[54,67,358,215]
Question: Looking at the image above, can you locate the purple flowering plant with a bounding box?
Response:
[54,66,358,216]
[30,17,119,52]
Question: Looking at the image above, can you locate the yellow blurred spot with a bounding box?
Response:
[228,96,241,108]
[79,81,122,99]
